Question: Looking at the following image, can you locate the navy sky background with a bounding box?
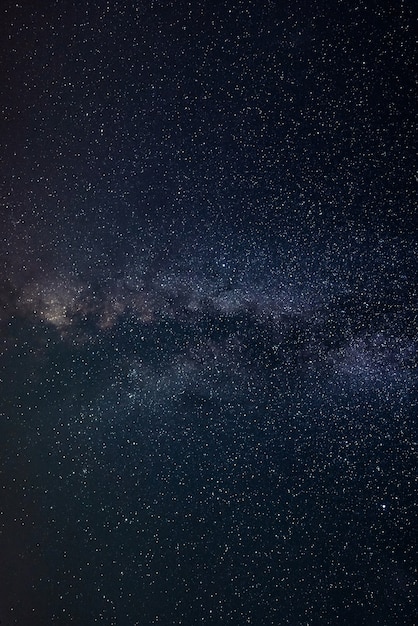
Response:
[0,1,417,625]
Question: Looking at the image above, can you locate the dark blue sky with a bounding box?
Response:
[0,1,416,624]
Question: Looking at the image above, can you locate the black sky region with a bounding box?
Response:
[0,1,417,625]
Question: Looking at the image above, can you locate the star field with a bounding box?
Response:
[0,1,416,625]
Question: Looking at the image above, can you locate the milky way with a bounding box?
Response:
[0,1,416,625]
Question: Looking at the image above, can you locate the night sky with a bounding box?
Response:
[0,1,417,625]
